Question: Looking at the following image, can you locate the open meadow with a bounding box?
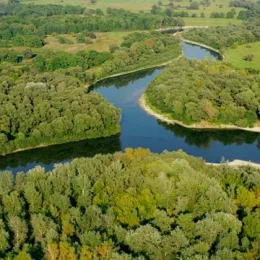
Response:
[225,42,260,70]
[43,31,132,53]
[20,0,245,21]
[182,17,242,26]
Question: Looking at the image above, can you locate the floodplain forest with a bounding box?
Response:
[145,59,260,128]
[0,0,260,259]
[1,150,260,259]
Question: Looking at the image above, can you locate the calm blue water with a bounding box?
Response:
[1,42,259,173]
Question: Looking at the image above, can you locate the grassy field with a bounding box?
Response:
[0,0,7,5]
[43,31,132,53]
[183,17,242,26]
[225,42,260,70]
[20,0,245,18]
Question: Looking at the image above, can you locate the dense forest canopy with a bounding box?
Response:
[100,32,182,76]
[1,2,260,259]
[0,150,260,259]
[0,31,182,84]
[0,0,183,155]
[229,0,260,20]
[0,8,184,49]
[0,69,121,155]
[182,19,260,51]
[145,59,260,127]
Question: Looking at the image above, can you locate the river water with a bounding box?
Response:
[1,42,259,173]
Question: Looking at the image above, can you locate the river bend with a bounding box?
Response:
[1,42,259,174]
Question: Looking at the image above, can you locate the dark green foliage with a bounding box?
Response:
[230,0,260,19]
[210,11,225,18]
[0,7,184,49]
[145,59,260,127]
[2,3,85,17]
[0,70,121,155]
[188,2,199,10]
[226,11,235,18]
[101,32,182,76]
[0,149,260,258]
[244,54,254,61]
[183,21,259,50]
[237,10,249,20]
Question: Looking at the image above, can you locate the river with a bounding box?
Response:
[1,41,259,174]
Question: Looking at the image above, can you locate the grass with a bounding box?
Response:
[225,42,260,70]
[20,0,245,18]
[43,31,132,53]
[183,17,242,26]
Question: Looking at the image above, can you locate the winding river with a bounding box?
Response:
[1,41,260,174]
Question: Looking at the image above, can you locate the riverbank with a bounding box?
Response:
[87,53,184,89]
[139,93,260,133]
[2,55,184,157]
[207,160,260,169]
[0,130,121,157]
[179,38,225,59]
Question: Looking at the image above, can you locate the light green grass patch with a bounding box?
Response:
[183,17,242,26]
[43,31,132,53]
[21,0,245,16]
[20,0,245,27]
[225,41,260,70]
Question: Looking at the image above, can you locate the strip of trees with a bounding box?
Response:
[145,59,260,127]
[0,32,182,84]
[0,6,184,49]
[182,19,260,52]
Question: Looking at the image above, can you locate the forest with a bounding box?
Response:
[36,32,181,78]
[0,31,182,83]
[0,68,121,155]
[0,29,182,155]
[0,149,260,259]
[0,6,184,49]
[145,59,260,127]
[1,1,260,258]
[182,18,260,51]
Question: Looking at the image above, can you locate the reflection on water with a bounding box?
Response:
[181,41,222,60]
[93,67,158,90]
[0,135,121,174]
[1,42,260,173]
[159,121,260,149]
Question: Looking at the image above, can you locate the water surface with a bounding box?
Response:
[1,42,259,173]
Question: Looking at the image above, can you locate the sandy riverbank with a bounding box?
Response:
[207,160,260,169]
[139,93,260,133]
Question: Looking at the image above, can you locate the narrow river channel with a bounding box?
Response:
[1,41,259,174]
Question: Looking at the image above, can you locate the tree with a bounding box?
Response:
[34,55,46,72]
[14,251,32,260]
[244,54,254,61]
[8,216,28,251]
[188,2,199,9]
[226,11,234,18]
[58,242,77,260]
[0,220,9,253]
[243,212,260,238]
[125,225,163,259]
[2,191,24,216]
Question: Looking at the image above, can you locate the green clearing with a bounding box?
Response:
[183,17,242,26]
[20,0,245,19]
[225,42,260,70]
[43,31,132,53]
